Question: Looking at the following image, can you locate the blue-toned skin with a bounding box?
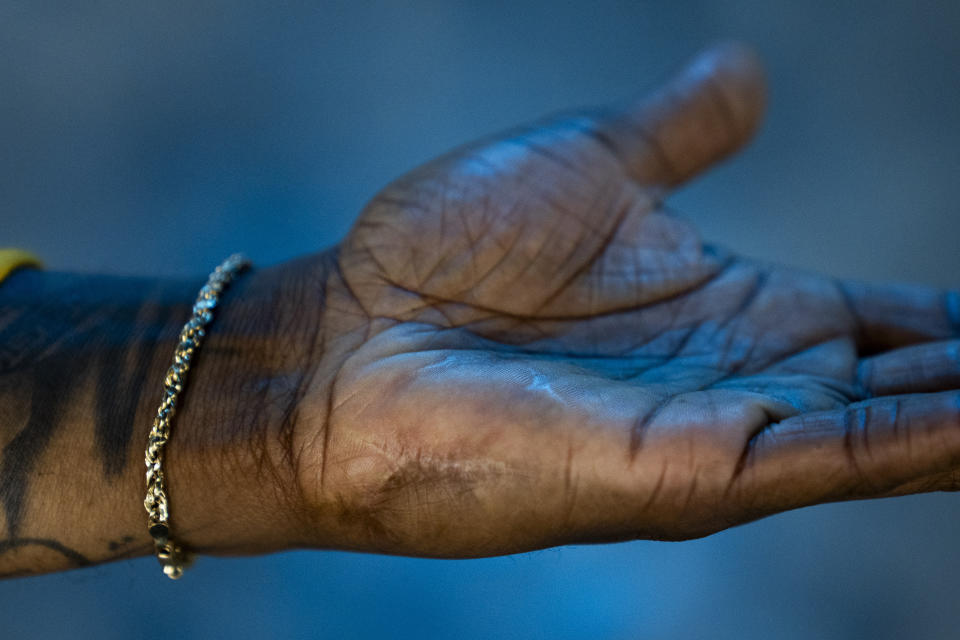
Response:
[2,44,960,576]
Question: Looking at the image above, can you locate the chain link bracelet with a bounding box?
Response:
[143,254,251,579]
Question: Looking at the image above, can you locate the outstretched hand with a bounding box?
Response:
[280,43,960,558]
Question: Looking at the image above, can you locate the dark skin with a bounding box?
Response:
[2,43,959,577]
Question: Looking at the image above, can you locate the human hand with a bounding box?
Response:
[260,43,960,558]
[10,42,960,580]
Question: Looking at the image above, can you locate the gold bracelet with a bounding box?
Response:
[143,254,251,579]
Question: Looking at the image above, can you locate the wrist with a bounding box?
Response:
[165,257,320,555]
[169,249,366,556]
[0,251,358,577]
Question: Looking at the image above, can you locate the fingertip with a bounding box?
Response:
[682,41,767,142]
[603,41,768,187]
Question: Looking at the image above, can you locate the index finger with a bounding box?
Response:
[838,278,960,353]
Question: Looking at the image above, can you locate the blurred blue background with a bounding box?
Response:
[2,1,959,638]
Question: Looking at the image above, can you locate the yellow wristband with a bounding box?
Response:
[0,249,43,284]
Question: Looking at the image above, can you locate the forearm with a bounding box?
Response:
[0,261,321,577]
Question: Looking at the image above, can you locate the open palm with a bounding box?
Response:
[293,44,960,557]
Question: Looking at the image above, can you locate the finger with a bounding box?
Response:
[858,340,960,397]
[884,467,960,495]
[731,391,960,511]
[596,41,766,187]
[837,278,960,352]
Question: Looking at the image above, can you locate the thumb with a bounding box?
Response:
[598,42,766,188]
